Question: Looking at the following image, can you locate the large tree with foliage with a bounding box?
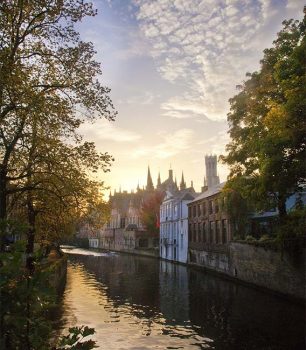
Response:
[221,13,306,222]
[0,0,116,244]
[140,191,164,236]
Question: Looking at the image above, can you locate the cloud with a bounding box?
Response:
[132,0,300,121]
[132,128,194,159]
[80,119,141,143]
[118,91,158,105]
[198,130,230,154]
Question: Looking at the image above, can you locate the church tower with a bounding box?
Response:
[205,155,220,189]
[146,166,154,191]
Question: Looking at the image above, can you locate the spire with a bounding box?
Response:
[157,172,161,187]
[191,180,194,188]
[146,166,154,191]
[137,181,140,192]
[180,172,186,190]
[175,176,177,186]
[109,189,112,198]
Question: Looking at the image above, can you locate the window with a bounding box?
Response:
[198,204,202,216]
[198,223,201,242]
[215,221,220,243]
[222,219,227,243]
[203,222,206,243]
[193,205,197,217]
[202,202,206,216]
[215,200,219,213]
[188,206,192,217]
[209,201,213,214]
[120,217,126,228]
[209,221,214,243]
[193,223,197,242]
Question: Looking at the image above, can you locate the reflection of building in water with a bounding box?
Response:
[159,260,189,322]
[160,173,196,263]
[99,167,179,255]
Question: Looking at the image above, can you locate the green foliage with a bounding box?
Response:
[276,207,306,241]
[56,326,97,350]
[0,1,112,347]
[221,182,253,239]
[221,13,306,220]
[0,242,56,349]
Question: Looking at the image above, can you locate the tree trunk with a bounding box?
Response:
[0,165,7,252]
[26,196,36,273]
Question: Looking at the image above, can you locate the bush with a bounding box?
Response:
[245,235,257,242]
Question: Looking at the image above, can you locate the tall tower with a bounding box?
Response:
[180,172,186,190]
[205,155,220,188]
[146,166,154,191]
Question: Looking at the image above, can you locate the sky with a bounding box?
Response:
[77,0,304,195]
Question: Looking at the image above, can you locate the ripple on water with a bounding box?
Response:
[57,249,305,350]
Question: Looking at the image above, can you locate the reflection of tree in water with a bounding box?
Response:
[66,253,305,350]
[68,254,161,322]
[188,269,305,350]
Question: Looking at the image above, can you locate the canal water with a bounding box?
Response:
[59,248,305,349]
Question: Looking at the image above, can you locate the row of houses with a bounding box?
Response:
[84,155,234,264]
[84,155,304,267]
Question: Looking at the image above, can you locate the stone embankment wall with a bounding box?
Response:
[189,242,305,300]
[104,246,159,258]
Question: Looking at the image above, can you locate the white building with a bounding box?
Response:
[160,174,196,264]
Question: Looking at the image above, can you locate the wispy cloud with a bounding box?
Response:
[132,128,194,159]
[118,91,158,105]
[80,119,142,143]
[132,0,304,121]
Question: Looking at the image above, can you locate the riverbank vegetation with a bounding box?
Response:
[221,12,306,245]
[0,1,115,348]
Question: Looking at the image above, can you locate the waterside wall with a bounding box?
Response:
[189,241,305,301]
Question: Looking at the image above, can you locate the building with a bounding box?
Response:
[187,156,232,273]
[160,172,196,263]
[99,166,178,255]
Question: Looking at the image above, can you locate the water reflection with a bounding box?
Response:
[59,248,305,350]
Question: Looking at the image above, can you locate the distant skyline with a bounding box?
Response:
[77,0,304,195]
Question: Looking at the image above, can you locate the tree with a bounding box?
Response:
[0,0,116,248]
[221,13,306,222]
[139,191,164,236]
